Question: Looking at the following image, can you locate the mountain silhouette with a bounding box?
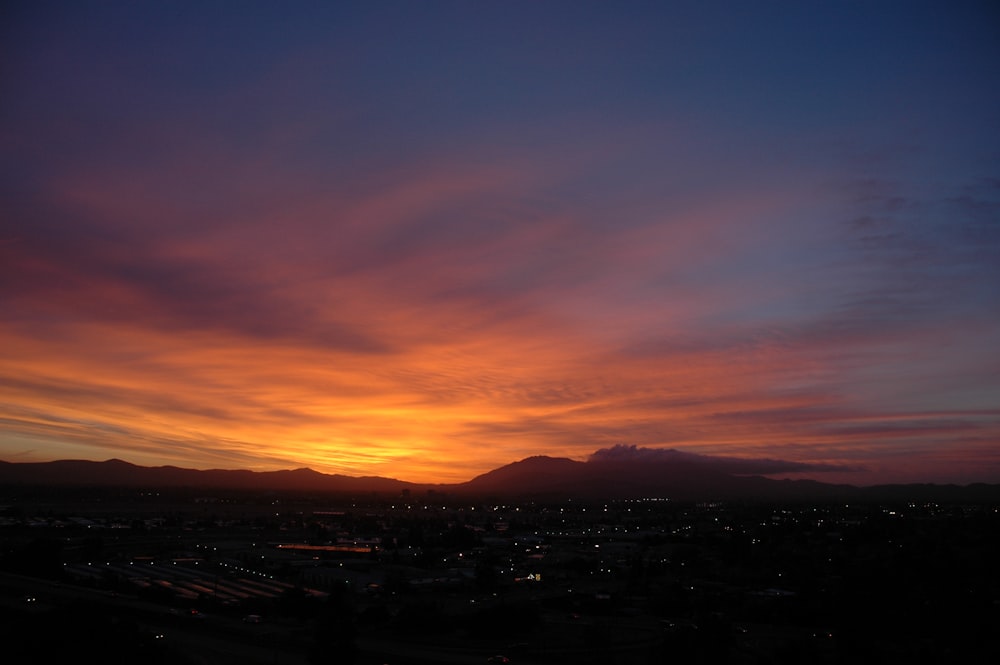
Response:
[0,458,418,494]
[454,454,854,500]
[1,454,997,501]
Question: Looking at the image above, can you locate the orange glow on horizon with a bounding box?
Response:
[5,297,998,484]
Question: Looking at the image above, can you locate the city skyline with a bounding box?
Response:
[2,2,999,485]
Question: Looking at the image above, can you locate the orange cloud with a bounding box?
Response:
[3,79,998,486]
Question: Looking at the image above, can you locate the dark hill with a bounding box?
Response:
[0,459,420,494]
[1,456,997,502]
[453,455,858,500]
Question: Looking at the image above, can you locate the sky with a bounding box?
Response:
[2,1,999,485]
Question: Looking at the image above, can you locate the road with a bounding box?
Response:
[1,572,537,665]
[2,572,661,664]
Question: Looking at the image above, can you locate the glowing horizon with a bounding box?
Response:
[2,3,999,486]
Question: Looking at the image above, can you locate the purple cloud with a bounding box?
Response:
[589,444,860,475]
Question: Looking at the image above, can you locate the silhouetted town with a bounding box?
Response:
[2,482,997,664]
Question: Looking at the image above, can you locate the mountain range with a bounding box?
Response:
[2,449,999,502]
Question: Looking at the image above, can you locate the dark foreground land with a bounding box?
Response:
[1,487,998,664]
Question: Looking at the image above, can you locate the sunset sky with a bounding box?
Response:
[2,1,999,485]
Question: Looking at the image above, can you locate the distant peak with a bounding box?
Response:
[518,455,564,463]
[588,444,685,463]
